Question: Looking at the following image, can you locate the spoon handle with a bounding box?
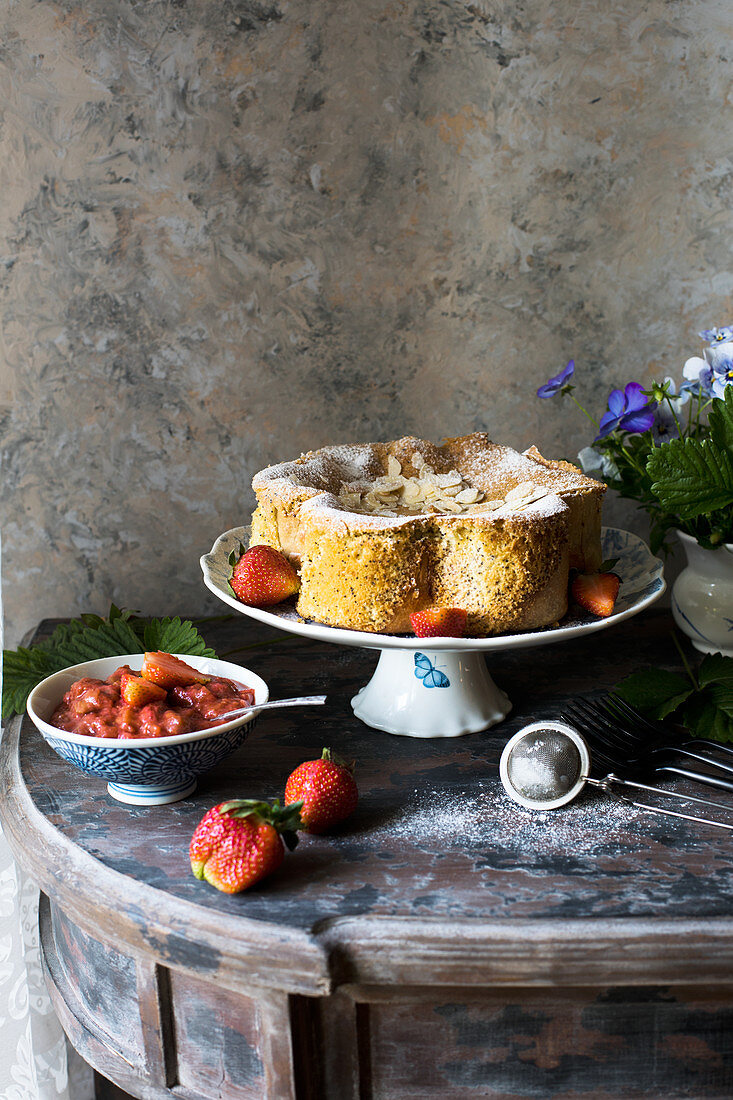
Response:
[218,695,326,720]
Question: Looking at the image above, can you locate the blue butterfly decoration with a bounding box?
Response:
[414,652,450,689]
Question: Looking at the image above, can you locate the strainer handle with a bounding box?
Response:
[591,775,733,831]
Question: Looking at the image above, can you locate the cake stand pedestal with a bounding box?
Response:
[201,526,665,740]
[351,648,511,737]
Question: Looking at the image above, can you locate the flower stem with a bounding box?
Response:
[568,393,599,429]
[663,394,684,438]
[671,630,699,690]
[618,441,647,477]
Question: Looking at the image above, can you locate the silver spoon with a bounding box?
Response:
[216,694,326,721]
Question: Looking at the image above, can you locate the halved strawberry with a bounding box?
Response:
[409,607,468,638]
[120,672,167,707]
[141,651,210,689]
[230,544,300,607]
[570,571,621,618]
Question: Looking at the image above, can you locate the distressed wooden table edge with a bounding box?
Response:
[0,711,331,996]
[4,705,733,993]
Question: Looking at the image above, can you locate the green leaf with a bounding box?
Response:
[679,689,733,743]
[2,609,217,720]
[614,668,693,718]
[2,646,67,720]
[142,617,217,657]
[647,436,733,520]
[697,652,733,690]
[613,646,733,745]
[708,385,733,452]
[228,543,246,568]
[80,613,107,628]
[706,681,733,720]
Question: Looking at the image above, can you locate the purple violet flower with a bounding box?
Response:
[595,382,657,440]
[537,359,574,398]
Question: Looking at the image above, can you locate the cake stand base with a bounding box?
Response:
[351,648,512,738]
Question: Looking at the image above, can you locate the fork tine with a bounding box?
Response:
[597,697,657,743]
[585,697,638,736]
[607,694,733,760]
[559,710,621,776]
[563,699,636,753]
[563,697,733,794]
[606,694,664,737]
[588,745,623,775]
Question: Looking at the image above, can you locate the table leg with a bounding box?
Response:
[93,1069,136,1100]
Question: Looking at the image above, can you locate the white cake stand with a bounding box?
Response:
[201,527,665,739]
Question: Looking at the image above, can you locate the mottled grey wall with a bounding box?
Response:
[1,0,732,646]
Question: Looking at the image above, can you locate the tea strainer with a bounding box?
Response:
[499,719,733,829]
[499,721,590,810]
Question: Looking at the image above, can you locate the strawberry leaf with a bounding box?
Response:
[613,650,733,742]
[698,651,733,690]
[647,435,733,520]
[705,681,733,720]
[228,543,247,568]
[2,647,66,721]
[614,668,693,718]
[679,689,733,743]
[707,385,733,453]
[51,618,143,666]
[142,617,217,657]
[2,608,217,720]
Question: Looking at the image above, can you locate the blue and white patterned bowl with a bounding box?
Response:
[27,654,268,806]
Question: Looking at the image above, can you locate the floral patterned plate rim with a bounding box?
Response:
[201,527,665,653]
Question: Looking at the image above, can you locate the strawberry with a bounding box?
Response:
[230,544,300,607]
[189,799,302,894]
[141,651,210,689]
[409,606,468,638]
[570,571,621,618]
[120,672,167,707]
[284,748,358,834]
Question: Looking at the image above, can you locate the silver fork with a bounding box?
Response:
[561,696,733,795]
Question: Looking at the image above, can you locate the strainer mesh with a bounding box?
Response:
[505,729,582,802]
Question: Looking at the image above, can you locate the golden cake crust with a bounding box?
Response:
[250,433,605,635]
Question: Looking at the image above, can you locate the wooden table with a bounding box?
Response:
[2,610,733,1099]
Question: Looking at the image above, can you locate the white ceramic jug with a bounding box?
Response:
[672,531,733,656]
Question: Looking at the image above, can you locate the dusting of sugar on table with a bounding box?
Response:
[361,780,646,856]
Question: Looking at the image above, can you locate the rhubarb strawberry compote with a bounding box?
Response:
[49,651,255,740]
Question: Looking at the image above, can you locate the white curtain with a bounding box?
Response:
[0,535,94,1099]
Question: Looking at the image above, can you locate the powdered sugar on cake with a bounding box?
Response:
[254,437,574,524]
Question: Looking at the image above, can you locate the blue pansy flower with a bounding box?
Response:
[706,340,733,373]
[700,325,733,345]
[537,359,574,398]
[711,355,733,399]
[681,355,714,397]
[595,382,656,439]
[577,446,620,480]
